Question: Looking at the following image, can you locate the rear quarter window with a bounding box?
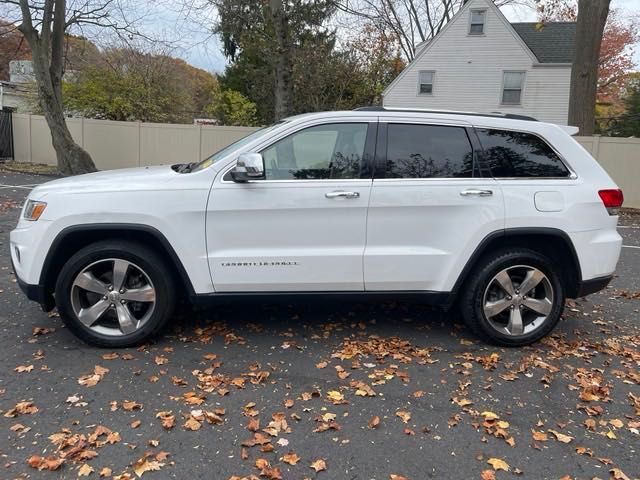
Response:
[476,129,570,178]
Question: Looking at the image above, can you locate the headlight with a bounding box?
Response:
[23,200,47,221]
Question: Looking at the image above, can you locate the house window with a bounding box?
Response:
[418,71,435,95]
[469,9,486,34]
[501,71,526,105]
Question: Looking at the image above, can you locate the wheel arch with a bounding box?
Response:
[452,228,582,300]
[40,224,195,310]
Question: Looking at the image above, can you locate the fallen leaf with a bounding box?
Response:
[133,456,164,477]
[548,429,573,443]
[532,430,548,441]
[156,411,175,430]
[368,416,380,429]
[395,410,411,423]
[4,401,38,417]
[122,400,142,411]
[487,458,509,472]
[27,455,64,471]
[154,355,168,365]
[14,364,34,373]
[326,390,345,404]
[78,464,94,476]
[100,467,112,477]
[609,419,624,429]
[184,417,201,431]
[610,468,631,480]
[310,458,327,472]
[281,452,300,465]
[481,471,496,480]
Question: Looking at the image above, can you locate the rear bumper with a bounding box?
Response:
[575,274,613,298]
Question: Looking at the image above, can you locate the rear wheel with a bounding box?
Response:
[55,240,175,347]
[459,249,565,346]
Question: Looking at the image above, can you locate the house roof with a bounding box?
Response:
[511,22,576,63]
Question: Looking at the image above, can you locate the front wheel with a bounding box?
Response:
[55,240,176,347]
[459,249,565,346]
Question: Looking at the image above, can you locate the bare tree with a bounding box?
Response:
[568,0,611,135]
[0,1,143,174]
[334,0,520,61]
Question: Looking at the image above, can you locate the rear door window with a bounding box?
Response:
[475,129,570,178]
[380,124,475,178]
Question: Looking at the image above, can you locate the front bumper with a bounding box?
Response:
[11,256,54,311]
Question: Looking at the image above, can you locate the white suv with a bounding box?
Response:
[10,108,623,347]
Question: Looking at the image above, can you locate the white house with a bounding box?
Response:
[382,0,576,125]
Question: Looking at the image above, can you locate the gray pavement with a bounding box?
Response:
[0,171,638,480]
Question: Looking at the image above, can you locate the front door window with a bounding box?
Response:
[261,123,368,180]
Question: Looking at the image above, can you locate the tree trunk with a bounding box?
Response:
[40,85,96,176]
[17,0,97,175]
[568,0,611,135]
[270,0,292,121]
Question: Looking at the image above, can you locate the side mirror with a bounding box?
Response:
[231,153,265,182]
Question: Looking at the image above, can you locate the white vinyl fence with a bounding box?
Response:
[574,136,640,209]
[10,114,640,208]
[11,114,259,171]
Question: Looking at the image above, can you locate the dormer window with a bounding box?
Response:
[469,9,486,35]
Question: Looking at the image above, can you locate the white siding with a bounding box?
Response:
[383,0,571,125]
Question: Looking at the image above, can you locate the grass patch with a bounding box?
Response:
[0,161,60,176]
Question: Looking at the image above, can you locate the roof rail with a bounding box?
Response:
[353,106,538,122]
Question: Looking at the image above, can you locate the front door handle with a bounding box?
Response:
[460,189,493,197]
[325,191,360,199]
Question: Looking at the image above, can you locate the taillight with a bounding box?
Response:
[598,189,624,215]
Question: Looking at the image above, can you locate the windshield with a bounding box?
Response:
[189,122,285,173]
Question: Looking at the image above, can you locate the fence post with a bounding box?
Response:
[198,124,202,162]
[28,114,32,163]
[592,135,601,160]
[137,122,142,167]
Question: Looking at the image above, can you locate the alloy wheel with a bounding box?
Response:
[70,258,156,336]
[482,265,554,336]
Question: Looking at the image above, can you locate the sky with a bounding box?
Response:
[150,0,639,74]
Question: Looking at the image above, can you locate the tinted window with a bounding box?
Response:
[476,129,570,178]
[382,124,474,179]
[261,123,367,180]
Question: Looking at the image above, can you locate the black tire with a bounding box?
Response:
[55,240,176,347]
[459,248,565,347]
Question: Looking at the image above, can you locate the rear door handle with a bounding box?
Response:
[325,191,360,199]
[460,189,493,197]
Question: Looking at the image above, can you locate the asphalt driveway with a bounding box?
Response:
[0,171,638,480]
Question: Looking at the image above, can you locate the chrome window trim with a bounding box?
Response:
[220,176,373,185]
[372,177,490,183]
